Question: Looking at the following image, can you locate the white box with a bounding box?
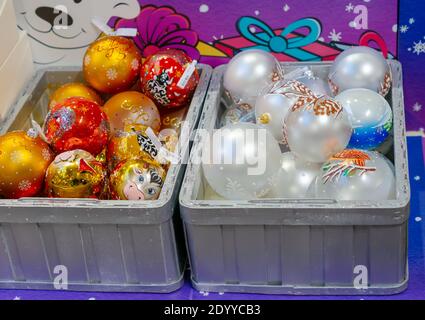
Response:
[0,0,19,66]
[0,30,34,121]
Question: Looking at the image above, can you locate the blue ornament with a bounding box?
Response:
[335,89,393,150]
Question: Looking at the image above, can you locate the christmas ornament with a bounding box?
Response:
[160,106,189,134]
[49,83,103,109]
[335,89,393,150]
[83,36,142,94]
[220,107,255,128]
[43,97,110,156]
[328,46,392,97]
[224,50,282,109]
[309,150,396,201]
[254,79,297,144]
[270,152,322,199]
[109,160,166,201]
[103,91,161,134]
[297,70,332,97]
[284,81,352,163]
[202,123,282,200]
[0,130,54,199]
[45,150,107,199]
[107,124,160,169]
[140,49,199,109]
[158,129,180,153]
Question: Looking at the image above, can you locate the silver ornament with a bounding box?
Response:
[255,80,296,144]
[328,46,392,97]
[310,150,396,201]
[335,88,393,150]
[284,81,352,163]
[298,73,332,97]
[202,123,282,200]
[269,152,322,198]
[223,50,282,109]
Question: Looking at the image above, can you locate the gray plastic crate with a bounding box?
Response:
[0,64,212,292]
[180,61,410,295]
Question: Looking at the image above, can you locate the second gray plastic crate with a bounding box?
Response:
[0,64,212,292]
[180,61,410,295]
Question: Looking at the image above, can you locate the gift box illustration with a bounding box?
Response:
[214,16,342,62]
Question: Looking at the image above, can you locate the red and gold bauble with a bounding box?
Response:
[0,130,54,199]
[49,83,103,109]
[45,150,107,199]
[109,159,166,201]
[103,91,161,134]
[43,97,110,155]
[140,49,199,109]
[83,36,142,94]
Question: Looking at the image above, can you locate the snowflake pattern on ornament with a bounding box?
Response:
[131,59,140,71]
[225,178,244,194]
[42,148,52,161]
[84,55,91,66]
[106,68,118,81]
[18,180,32,192]
[9,151,21,162]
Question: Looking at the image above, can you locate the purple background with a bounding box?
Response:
[1,0,425,300]
[152,0,398,54]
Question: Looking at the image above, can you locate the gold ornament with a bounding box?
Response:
[83,36,142,94]
[45,150,107,199]
[103,91,161,134]
[49,83,103,109]
[107,124,160,170]
[160,106,188,134]
[109,160,166,201]
[0,131,54,199]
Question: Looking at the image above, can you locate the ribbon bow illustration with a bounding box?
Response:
[237,17,321,54]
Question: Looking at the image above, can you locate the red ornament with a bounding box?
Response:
[43,97,110,155]
[140,49,199,109]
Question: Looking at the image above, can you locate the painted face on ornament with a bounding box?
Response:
[14,0,140,64]
[123,167,164,201]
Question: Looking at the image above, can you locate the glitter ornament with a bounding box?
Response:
[0,131,54,199]
[224,50,282,109]
[83,36,142,94]
[107,124,161,170]
[140,49,199,109]
[284,81,352,163]
[103,91,161,134]
[309,150,396,201]
[43,97,110,156]
[49,83,103,109]
[335,89,393,150]
[46,150,107,199]
[109,160,166,201]
[328,46,392,97]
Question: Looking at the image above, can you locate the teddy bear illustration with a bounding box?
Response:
[14,0,140,65]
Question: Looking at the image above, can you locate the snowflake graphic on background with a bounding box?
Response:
[106,68,118,81]
[400,25,409,33]
[283,4,290,12]
[328,29,342,42]
[409,17,415,24]
[414,176,421,181]
[412,40,425,55]
[413,102,422,112]
[345,3,354,12]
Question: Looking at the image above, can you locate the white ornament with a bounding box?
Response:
[202,123,282,200]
